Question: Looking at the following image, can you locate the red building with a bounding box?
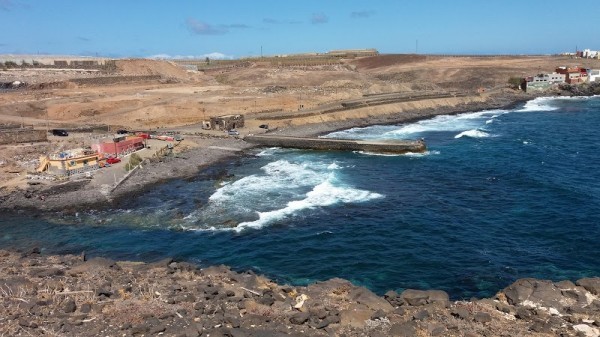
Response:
[555,66,588,84]
[91,136,145,158]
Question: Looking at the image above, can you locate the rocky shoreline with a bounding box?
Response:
[0,91,532,214]
[3,90,600,336]
[1,249,599,336]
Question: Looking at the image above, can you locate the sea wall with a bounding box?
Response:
[244,135,426,154]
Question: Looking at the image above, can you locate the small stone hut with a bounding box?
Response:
[209,115,244,131]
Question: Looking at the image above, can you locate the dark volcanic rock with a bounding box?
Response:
[502,278,566,310]
[450,307,470,320]
[289,312,310,325]
[29,267,64,277]
[474,312,492,323]
[0,249,599,337]
[529,320,553,333]
[62,299,76,313]
[19,318,38,328]
[350,286,394,312]
[389,321,417,337]
[400,289,449,307]
[576,277,600,295]
[413,309,430,321]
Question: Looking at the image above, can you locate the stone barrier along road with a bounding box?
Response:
[0,128,47,144]
[244,135,426,154]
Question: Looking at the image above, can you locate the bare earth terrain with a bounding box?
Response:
[1,55,598,195]
[1,55,600,336]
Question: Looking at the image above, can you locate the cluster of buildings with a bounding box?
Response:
[523,66,600,92]
[560,49,600,59]
[581,49,600,59]
[38,134,146,178]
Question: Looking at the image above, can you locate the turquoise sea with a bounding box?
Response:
[2,96,599,299]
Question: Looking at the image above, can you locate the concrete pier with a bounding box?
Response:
[244,135,426,154]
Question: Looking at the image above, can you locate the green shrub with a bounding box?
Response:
[126,153,143,171]
[507,77,523,89]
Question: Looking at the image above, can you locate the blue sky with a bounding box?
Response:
[1,0,598,58]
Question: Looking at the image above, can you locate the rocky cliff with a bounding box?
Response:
[1,250,598,336]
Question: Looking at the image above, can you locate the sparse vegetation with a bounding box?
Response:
[126,152,143,171]
[214,74,229,84]
[507,76,523,89]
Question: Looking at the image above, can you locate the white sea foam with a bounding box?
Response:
[208,160,323,204]
[354,151,402,157]
[354,150,440,157]
[325,109,508,141]
[454,129,491,139]
[184,158,382,232]
[517,97,559,112]
[384,110,505,138]
[403,150,441,157]
[255,147,281,156]
[233,180,383,232]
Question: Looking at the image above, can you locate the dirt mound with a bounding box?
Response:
[114,59,192,80]
[353,54,427,70]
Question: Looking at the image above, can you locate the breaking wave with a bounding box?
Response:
[325,110,506,141]
[183,158,382,232]
[454,129,491,139]
[517,97,559,112]
[233,180,383,232]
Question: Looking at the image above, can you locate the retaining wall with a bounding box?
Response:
[0,129,47,144]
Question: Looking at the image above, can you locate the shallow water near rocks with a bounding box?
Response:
[2,96,599,299]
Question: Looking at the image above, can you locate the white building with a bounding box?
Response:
[529,73,566,84]
[588,69,600,82]
[583,49,600,59]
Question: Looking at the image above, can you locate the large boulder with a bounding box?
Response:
[502,279,565,310]
[576,278,600,296]
[400,289,449,307]
[349,287,394,312]
[339,304,374,328]
[501,278,599,317]
[69,257,120,275]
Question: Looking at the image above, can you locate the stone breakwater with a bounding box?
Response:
[244,135,426,154]
[1,250,599,337]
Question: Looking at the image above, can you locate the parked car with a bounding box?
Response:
[227,129,239,136]
[175,134,184,141]
[106,157,121,164]
[51,129,68,137]
[116,129,129,135]
[259,124,269,129]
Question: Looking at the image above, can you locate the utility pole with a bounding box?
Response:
[261,45,263,58]
[416,39,419,54]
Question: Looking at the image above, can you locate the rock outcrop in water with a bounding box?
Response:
[1,250,599,336]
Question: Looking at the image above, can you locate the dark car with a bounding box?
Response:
[51,129,68,137]
[259,124,269,129]
[116,129,130,135]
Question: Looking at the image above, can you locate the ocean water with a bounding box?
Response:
[1,96,599,299]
